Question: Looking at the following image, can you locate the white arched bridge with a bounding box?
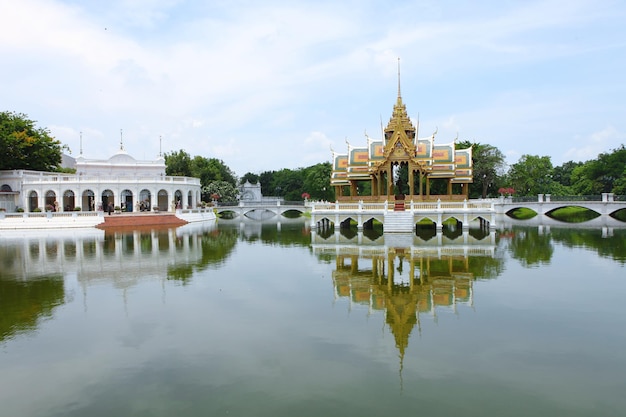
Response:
[496,193,626,216]
[214,200,306,218]
[214,194,626,232]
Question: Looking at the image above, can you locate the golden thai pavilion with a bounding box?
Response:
[330,76,473,201]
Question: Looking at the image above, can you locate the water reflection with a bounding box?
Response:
[1,220,626,416]
[0,274,65,342]
[312,229,503,363]
[497,224,626,265]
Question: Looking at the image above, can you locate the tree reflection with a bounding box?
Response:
[507,227,554,266]
[0,275,65,342]
[549,227,626,264]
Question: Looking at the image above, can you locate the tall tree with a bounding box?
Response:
[458,141,506,198]
[0,111,63,171]
[570,145,626,195]
[552,160,583,188]
[240,172,259,184]
[508,155,554,196]
[164,150,192,177]
[165,151,238,201]
[303,162,333,201]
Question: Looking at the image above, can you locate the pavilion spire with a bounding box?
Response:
[397,57,401,99]
[120,129,124,150]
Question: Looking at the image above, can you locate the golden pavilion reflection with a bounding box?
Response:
[314,240,498,362]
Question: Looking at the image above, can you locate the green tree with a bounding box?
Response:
[569,145,626,195]
[0,111,64,171]
[164,150,192,177]
[165,151,238,200]
[588,145,626,193]
[303,162,333,201]
[460,141,506,198]
[202,180,239,202]
[552,160,583,188]
[240,172,259,184]
[271,168,304,201]
[196,158,237,187]
[508,155,554,196]
[570,162,598,195]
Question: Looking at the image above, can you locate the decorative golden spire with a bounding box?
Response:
[384,57,415,141]
[397,57,401,99]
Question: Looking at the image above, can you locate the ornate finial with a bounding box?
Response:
[159,135,162,157]
[415,113,419,142]
[397,57,401,98]
[79,131,83,155]
[120,129,124,150]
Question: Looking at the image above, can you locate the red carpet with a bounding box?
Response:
[96,213,187,229]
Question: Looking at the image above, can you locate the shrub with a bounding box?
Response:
[16,207,24,213]
[33,207,42,212]
[74,206,82,211]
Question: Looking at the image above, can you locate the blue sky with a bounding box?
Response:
[1,0,625,177]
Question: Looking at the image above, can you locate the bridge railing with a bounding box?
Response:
[546,195,602,202]
[215,200,306,208]
[310,200,494,212]
[510,194,622,203]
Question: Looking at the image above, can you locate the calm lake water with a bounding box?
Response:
[1,218,625,417]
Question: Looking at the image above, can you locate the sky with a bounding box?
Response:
[1,0,625,177]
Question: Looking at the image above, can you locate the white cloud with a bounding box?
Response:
[1,0,625,175]
[564,126,626,162]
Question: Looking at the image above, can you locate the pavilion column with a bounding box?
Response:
[447,179,453,195]
[350,181,357,197]
[379,171,385,196]
[418,171,423,198]
[408,167,415,197]
[388,162,394,197]
[371,175,377,197]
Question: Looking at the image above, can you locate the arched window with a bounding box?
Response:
[102,189,114,209]
[121,189,133,212]
[174,190,183,209]
[28,191,38,212]
[157,189,168,211]
[63,190,75,211]
[82,189,95,211]
[139,189,151,211]
[45,190,57,211]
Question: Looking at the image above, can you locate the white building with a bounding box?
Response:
[0,149,202,213]
[238,180,263,201]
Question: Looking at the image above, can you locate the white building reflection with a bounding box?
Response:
[0,222,217,287]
